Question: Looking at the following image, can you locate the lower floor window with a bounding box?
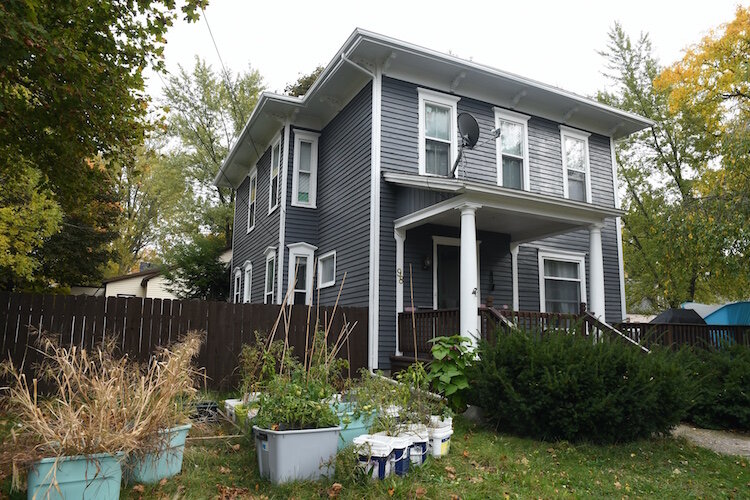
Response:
[539,252,585,314]
[233,269,242,304]
[292,255,308,305]
[264,253,275,304]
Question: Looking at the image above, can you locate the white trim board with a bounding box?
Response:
[368,67,382,370]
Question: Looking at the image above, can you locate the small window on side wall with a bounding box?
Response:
[318,250,336,289]
[269,136,281,213]
[243,262,252,303]
[264,249,276,304]
[418,88,459,177]
[292,131,320,208]
[233,268,242,304]
[560,126,591,202]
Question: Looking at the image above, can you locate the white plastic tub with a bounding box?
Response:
[253,425,340,484]
[428,426,454,458]
[352,435,393,480]
[224,399,242,422]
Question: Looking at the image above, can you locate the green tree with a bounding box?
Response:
[160,58,264,248]
[162,235,229,301]
[0,161,62,289]
[0,0,208,290]
[597,23,732,311]
[284,65,324,97]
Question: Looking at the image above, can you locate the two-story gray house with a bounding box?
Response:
[215,29,652,370]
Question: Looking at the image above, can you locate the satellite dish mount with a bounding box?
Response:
[451,112,480,177]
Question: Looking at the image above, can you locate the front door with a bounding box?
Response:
[436,244,460,309]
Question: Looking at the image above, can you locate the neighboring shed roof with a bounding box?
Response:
[215,28,653,189]
[704,302,750,326]
[102,268,161,284]
[650,308,707,325]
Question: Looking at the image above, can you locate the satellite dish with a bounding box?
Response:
[457,113,480,149]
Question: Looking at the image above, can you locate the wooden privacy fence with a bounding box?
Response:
[0,292,368,391]
[615,322,750,350]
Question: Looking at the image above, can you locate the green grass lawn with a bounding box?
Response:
[2,416,747,499]
[112,417,749,499]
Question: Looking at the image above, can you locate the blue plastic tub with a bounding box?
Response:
[128,423,192,484]
[333,403,376,450]
[27,452,123,500]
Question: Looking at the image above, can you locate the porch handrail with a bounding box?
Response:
[582,311,651,354]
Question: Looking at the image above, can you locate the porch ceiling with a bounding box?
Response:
[389,173,622,243]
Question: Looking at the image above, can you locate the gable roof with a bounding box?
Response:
[215,28,653,188]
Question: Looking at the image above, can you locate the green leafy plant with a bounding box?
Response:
[427,335,472,412]
[253,375,338,431]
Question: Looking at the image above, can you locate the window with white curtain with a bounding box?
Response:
[538,250,586,314]
[418,88,459,177]
[292,131,320,208]
[560,126,591,202]
[269,136,281,213]
[494,108,530,190]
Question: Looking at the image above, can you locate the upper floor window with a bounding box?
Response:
[292,130,320,208]
[243,261,252,303]
[287,242,316,305]
[233,268,242,304]
[538,250,586,314]
[247,168,257,232]
[494,108,530,190]
[418,88,459,177]
[264,247,276,304]
[317,250,336,289]
[269,136,281,213]
[560,126,591,202]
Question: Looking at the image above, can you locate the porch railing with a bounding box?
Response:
[398,308,459,357]
[614,322,750,350]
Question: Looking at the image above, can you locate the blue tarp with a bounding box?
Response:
[704,302,750,326]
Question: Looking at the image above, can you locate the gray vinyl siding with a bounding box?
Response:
[230,131,283,303]
[518,218,623,323]
[315,82,372,306]
[380,76,616,209]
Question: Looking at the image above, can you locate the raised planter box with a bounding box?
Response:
[27,452,123,500]
[253,425,340,484]
[128,423,192,484]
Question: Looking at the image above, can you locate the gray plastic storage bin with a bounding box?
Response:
[253,425,340,484]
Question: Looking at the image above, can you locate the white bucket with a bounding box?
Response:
[387,435,411,476]
[224,399,243,422]
[428,426,453,458]
[430,415,452,429]
[353,435,393,480]
[402,424,429,466]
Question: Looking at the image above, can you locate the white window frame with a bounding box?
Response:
[560,125,592,203]
[287,242,317,305]
[494,108,530,191]
[291,130,320,208]
[247,167,257,233]
[263,246,277,304]
[317,250,337,289]
[417,88,460,177]
[268,134,281,214]
[233,268,242,304]
[537,249,587,314]
[242,261,252,303]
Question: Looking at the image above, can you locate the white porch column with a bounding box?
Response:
[394,228,405,356]
[588,223,606,318]
[510,243,519,311]
[459,203,481,348]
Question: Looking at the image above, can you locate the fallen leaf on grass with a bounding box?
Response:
[327,483,343,498]
[159,478,168,487]
[388,487,395,496]
[450,495,460,500]
[462,450,469,458]
[469,476,483,484]
[219,466,232,474]
[445,466,456,474]
[132,484,145,493]
[415,486,427,498]
[231,443,241,452]
[215,484,258,499]
[520,456,529,466]
[614,481,622,490]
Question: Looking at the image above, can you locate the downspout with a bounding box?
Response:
[342,52,381,371]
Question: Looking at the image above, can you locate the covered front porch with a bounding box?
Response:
[389,173,622,358]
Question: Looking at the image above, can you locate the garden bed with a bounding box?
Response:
[63,417,749,499]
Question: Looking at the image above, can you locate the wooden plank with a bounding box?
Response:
[140,298,153,354]
[112,297,127,350]
[0,291,11,358]
[124,297,143,359]
[69,295,87,349]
